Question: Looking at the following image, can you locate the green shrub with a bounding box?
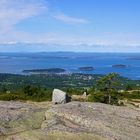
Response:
[23,85,52,102]
[88,91,103,102]
[0,93,25,101]
[88,90,123,105]
[122,91,140,99]
[65,87,86,96]
[0,86,52,102]
[125,84,133,91]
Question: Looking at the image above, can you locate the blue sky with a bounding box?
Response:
[0,0,140,52]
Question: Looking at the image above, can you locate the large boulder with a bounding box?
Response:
[52,89,69,104]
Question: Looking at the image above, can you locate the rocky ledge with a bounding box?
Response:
[0,101,140,140]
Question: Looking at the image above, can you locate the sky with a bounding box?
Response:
[0,0,140,52]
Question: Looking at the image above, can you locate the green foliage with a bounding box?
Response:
[88,91,104,102]
[0,86,7,93]
[125,84,133,91]
[96,73,121,104]
[0,73,101,91]
[65,87,86,96]
[0,85,52,102]
[88,73,122,105]
[122,91,140,99]
[23,85,52,101]
[24,85,41,97]
[96,73,120,92]
[0,73,140,103]
[0,73,139,92]
[0,93,25,101]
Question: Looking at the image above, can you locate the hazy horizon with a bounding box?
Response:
[0,43,140,53]
[0,0,140,52]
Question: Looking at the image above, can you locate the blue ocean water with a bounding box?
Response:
[0,52,140,80]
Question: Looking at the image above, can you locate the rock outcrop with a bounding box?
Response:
[43,102,140,140]
[0,101,140,140]
[0,101,51,139]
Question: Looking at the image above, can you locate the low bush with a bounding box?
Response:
[0,86,52,102]
[0,93,25,101]
[122,91,140,99]
[88,90,123,105]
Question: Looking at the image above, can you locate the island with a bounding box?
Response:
[79,67,95,71]
[128,57,140,60]
[23,68,66,74]
[112,64,127,68]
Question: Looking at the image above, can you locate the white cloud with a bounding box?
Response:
[0,0,47,35]
[0,0,140,52]
[54,13,89,24]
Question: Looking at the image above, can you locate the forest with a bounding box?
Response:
[0,73,140,104]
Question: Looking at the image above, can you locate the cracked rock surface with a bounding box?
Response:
[0,101,140,140]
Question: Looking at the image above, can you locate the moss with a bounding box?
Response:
[0,111,45,136]
[4,131,107,140]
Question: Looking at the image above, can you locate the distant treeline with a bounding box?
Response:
[0,73,140,103]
